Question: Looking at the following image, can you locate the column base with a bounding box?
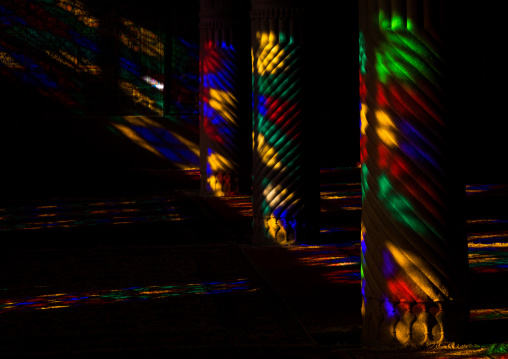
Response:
[200,171,239,197]
[252,215,301,245]
[362,297,469,346]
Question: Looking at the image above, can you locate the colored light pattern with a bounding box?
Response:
[468,231,508,242]
[118,16,165,116]
[120,18,164,58]
[410,346,507,359]
[320,227,358,233]
[375,18,441,86]
[168,36,199,115]
[321,188,362,212]
[109,115,199,168]
[219,196,253,217]
[466,184,507,195]
[114,35,200,168]
[251,24,305,244]
[119,80,164,115]
[0,196,185,232]
[468,244,508,273]
[478,344,508,357]
[466,191,508,276]
[56,0,99,29]
[143,75,164,90]
[43,47,100,75]
[0,278,255,314]
[287,243,361,285]
[0,0,167,117]
[0,0,103,111]
[156,38,201,169]
[200,35,243,195]
[359,3,470,344]
[360,24,450,285]
[1,1,200,169]
[316,179,508,277]
[280,225,508,287]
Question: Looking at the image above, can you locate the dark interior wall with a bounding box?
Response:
[306,0,360,168]
[0,0,359,178]
[0,0,200,176]
[446,4,507,183]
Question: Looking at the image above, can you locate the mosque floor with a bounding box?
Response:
[1,168,507,358]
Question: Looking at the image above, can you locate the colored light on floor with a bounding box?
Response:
[0,197,185,231]
[0,279,255,314]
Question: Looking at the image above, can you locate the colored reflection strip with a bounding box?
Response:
[220,196,253,217]
[292,228,508,282]
[320,188,362,212]
[119,80,163,115]
[468,232,508,242]
[468,219,508,225]
[470,308,508,321]
[466,184,507,194]
[56,0,100,29]
[0,197,185,231]
[320,226,358,233]
[287,244,361,284]
[0,279,255,314]
[468,245,508,273]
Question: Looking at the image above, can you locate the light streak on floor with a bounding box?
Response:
[0,278,255,314]
[0,197,186,231]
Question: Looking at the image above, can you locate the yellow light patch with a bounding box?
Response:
[264,217,292,244]
[266,217,280,240]
[122,115,163,129]
[385,241,448,300]
[0,52,22,68]
[375,110,397,146]
[57,0,99,28]
[375,110,393,127]
[257,134,282,170]
[360,103,369,135]
[256,31,286,75]
[119,81,163,115]
[120,19,164,58]
[112,123,163,158]
[207,152,232,172]
[208,89,237,124]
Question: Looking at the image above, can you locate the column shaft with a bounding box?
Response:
[251,0,313,244]
[199,0,250,196]
[359,0,469,345]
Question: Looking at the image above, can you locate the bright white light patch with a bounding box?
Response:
[143,76,164,90]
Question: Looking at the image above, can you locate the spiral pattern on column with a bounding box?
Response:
[200,25,242,196]
[360,0,468,344]
[251,8,304,244]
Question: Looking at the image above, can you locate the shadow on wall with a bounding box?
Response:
[0,0,200,174]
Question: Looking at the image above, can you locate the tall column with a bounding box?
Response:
[359,0,469,345]
[199,0,250,196]
[251,0,315,244]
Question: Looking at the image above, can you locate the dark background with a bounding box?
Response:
[0,0,504,200]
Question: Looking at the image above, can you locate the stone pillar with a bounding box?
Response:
[251,0,314,244]
[199,0,250,196]
[359,0,469,345]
